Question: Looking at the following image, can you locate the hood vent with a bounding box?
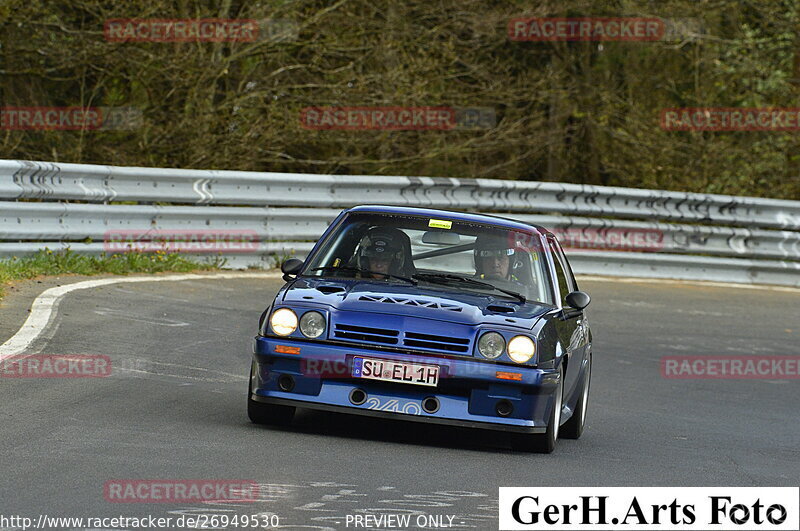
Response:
[358,295,462,312]
[317,285,346,294]
[487,305,515,313]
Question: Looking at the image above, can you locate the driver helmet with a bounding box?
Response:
[474,232,518,280]
[355,227,408,274]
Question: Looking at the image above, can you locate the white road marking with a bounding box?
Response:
[0,271,281,359]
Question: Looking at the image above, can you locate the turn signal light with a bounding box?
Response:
[495,371,522,381]
[275,345,301,355]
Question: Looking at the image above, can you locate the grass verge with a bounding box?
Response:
[0,249,226,301]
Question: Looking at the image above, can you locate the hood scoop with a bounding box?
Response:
[487,304,515,313]
[358,295,462,312]
[316,285,346,294]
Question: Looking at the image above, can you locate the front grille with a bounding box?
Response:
[403,331,470,353]
[334,323,399,344]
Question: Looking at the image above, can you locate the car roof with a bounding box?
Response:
[345,205,550,235]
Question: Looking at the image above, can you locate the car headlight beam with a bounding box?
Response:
[478,332,505,359]
[508,335,535,363]
[299,311,326,338]
[270,308,298,336]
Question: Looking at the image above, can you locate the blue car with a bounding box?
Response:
[248,206,593,452]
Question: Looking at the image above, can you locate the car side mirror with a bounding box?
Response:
[565,290,591,311]
[281,258,304,281]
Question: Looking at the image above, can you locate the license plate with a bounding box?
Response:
[352,357,439,387]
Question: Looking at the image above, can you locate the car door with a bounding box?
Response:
[547,235,585,399]
[553,236,590,349]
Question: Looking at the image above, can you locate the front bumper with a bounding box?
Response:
[251,336,560,434]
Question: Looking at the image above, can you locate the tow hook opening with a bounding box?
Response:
[421,396,440,414]
[349,388,367,405]
[495,399,514,417]
[278,374,295,392]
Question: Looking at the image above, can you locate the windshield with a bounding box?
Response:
[303,212,554,305]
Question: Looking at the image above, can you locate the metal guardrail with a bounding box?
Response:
[2,159,799,229]
[2,202,799,260]
[1,159,799,286]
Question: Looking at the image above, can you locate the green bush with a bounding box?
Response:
[0,249,225,300]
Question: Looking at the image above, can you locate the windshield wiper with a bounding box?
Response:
[306,266,417,285]
[412,272,526,303]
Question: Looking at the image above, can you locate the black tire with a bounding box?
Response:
[561,353,591,440]
[511,366,563,453]
[247,361,295,426]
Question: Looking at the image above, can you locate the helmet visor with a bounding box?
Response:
[477,248,514,258]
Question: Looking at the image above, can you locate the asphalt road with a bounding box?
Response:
[0,275,798,530]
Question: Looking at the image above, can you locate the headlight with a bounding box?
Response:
[269,308,298,336]
[478,332,505,359]
[299,311,326,338]
[508,335,535,363]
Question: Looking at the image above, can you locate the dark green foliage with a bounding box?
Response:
[1,0,798,199]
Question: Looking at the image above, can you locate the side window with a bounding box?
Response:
[551,238,578,291]
[548,237,575,306]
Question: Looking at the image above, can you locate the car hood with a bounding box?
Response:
[281,277,552,330]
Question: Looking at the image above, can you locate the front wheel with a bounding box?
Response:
[561,353,591,439]
[511,366,563,453]
[247,361,295,426]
